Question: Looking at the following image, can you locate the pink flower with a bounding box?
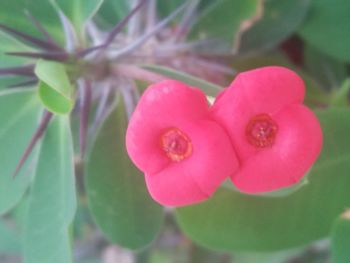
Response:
[210,66,323,194]
[126,80,239,206]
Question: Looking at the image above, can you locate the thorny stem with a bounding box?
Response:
[13,111,53,177]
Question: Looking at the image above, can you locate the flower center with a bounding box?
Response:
[161,128,192,161]
[245,114,278,148]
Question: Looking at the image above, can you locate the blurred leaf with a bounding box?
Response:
[176,108,350,251]
[24,116,76,263]
[53,0,104,31]
[35,60,75,114]
[0,89,41,215]
[0,219,21,254]
[238,0,311,54]
[95,0,129,27]
[330,79,350,107]
[0,0,63,43]
[86,100,164,249]
[304,44,348,90]
[298,0,350,62]
[331,211,350,263]
[142,64,221,96]
[189,0,260,52]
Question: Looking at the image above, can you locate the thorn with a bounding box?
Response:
[0,65,35,76]
[79,80,92,159]
[103,0,148,48]
[89,83,111,137]
[110,1,191,59]
[57,10,78,52]
[13,111,53,177]
[25,10,62,50]
[6,51,69,61]
[76,0,148,58]
[8,78,38,88]
[0,23,63,52]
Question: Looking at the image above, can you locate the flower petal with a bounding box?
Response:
[126,80,209,174]
[211,66,306,161]
[145,120,239,206]
[232,104,322,194]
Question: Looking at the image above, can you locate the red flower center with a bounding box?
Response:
[161,128,192,161]
[246,114,278,148]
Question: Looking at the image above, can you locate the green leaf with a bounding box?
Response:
[304,44,348,90]
[35,60,75,114]
[0,0,63,43]
[95,0,129,27]
[331,211,350,263]
[0,89,42,215]
[38,81,74,114]
[176,108,350,251]
[24,116,76,263]
[330,79,350,107]
[298,0,350,62]
[238,0,311,54]
[189,0,259,52]
[53,0,104,31]
[141,64,221,97]
[86,100,164,249]
[0,219,21,254]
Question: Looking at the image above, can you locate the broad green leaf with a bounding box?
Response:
[86,100,164,249]
[176,108,350,251]
[142,64,221,97]
[298,0,350,62]
[0,0,63,43]
[0,89,42,215]
[0,219,21,254]
[35,60,75,114]
[238,0,311,54]
[304,44,348,90]
[53,0,104,31]
[24,116,76,263]
[331,211,350,263]
[189,0,259,52]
